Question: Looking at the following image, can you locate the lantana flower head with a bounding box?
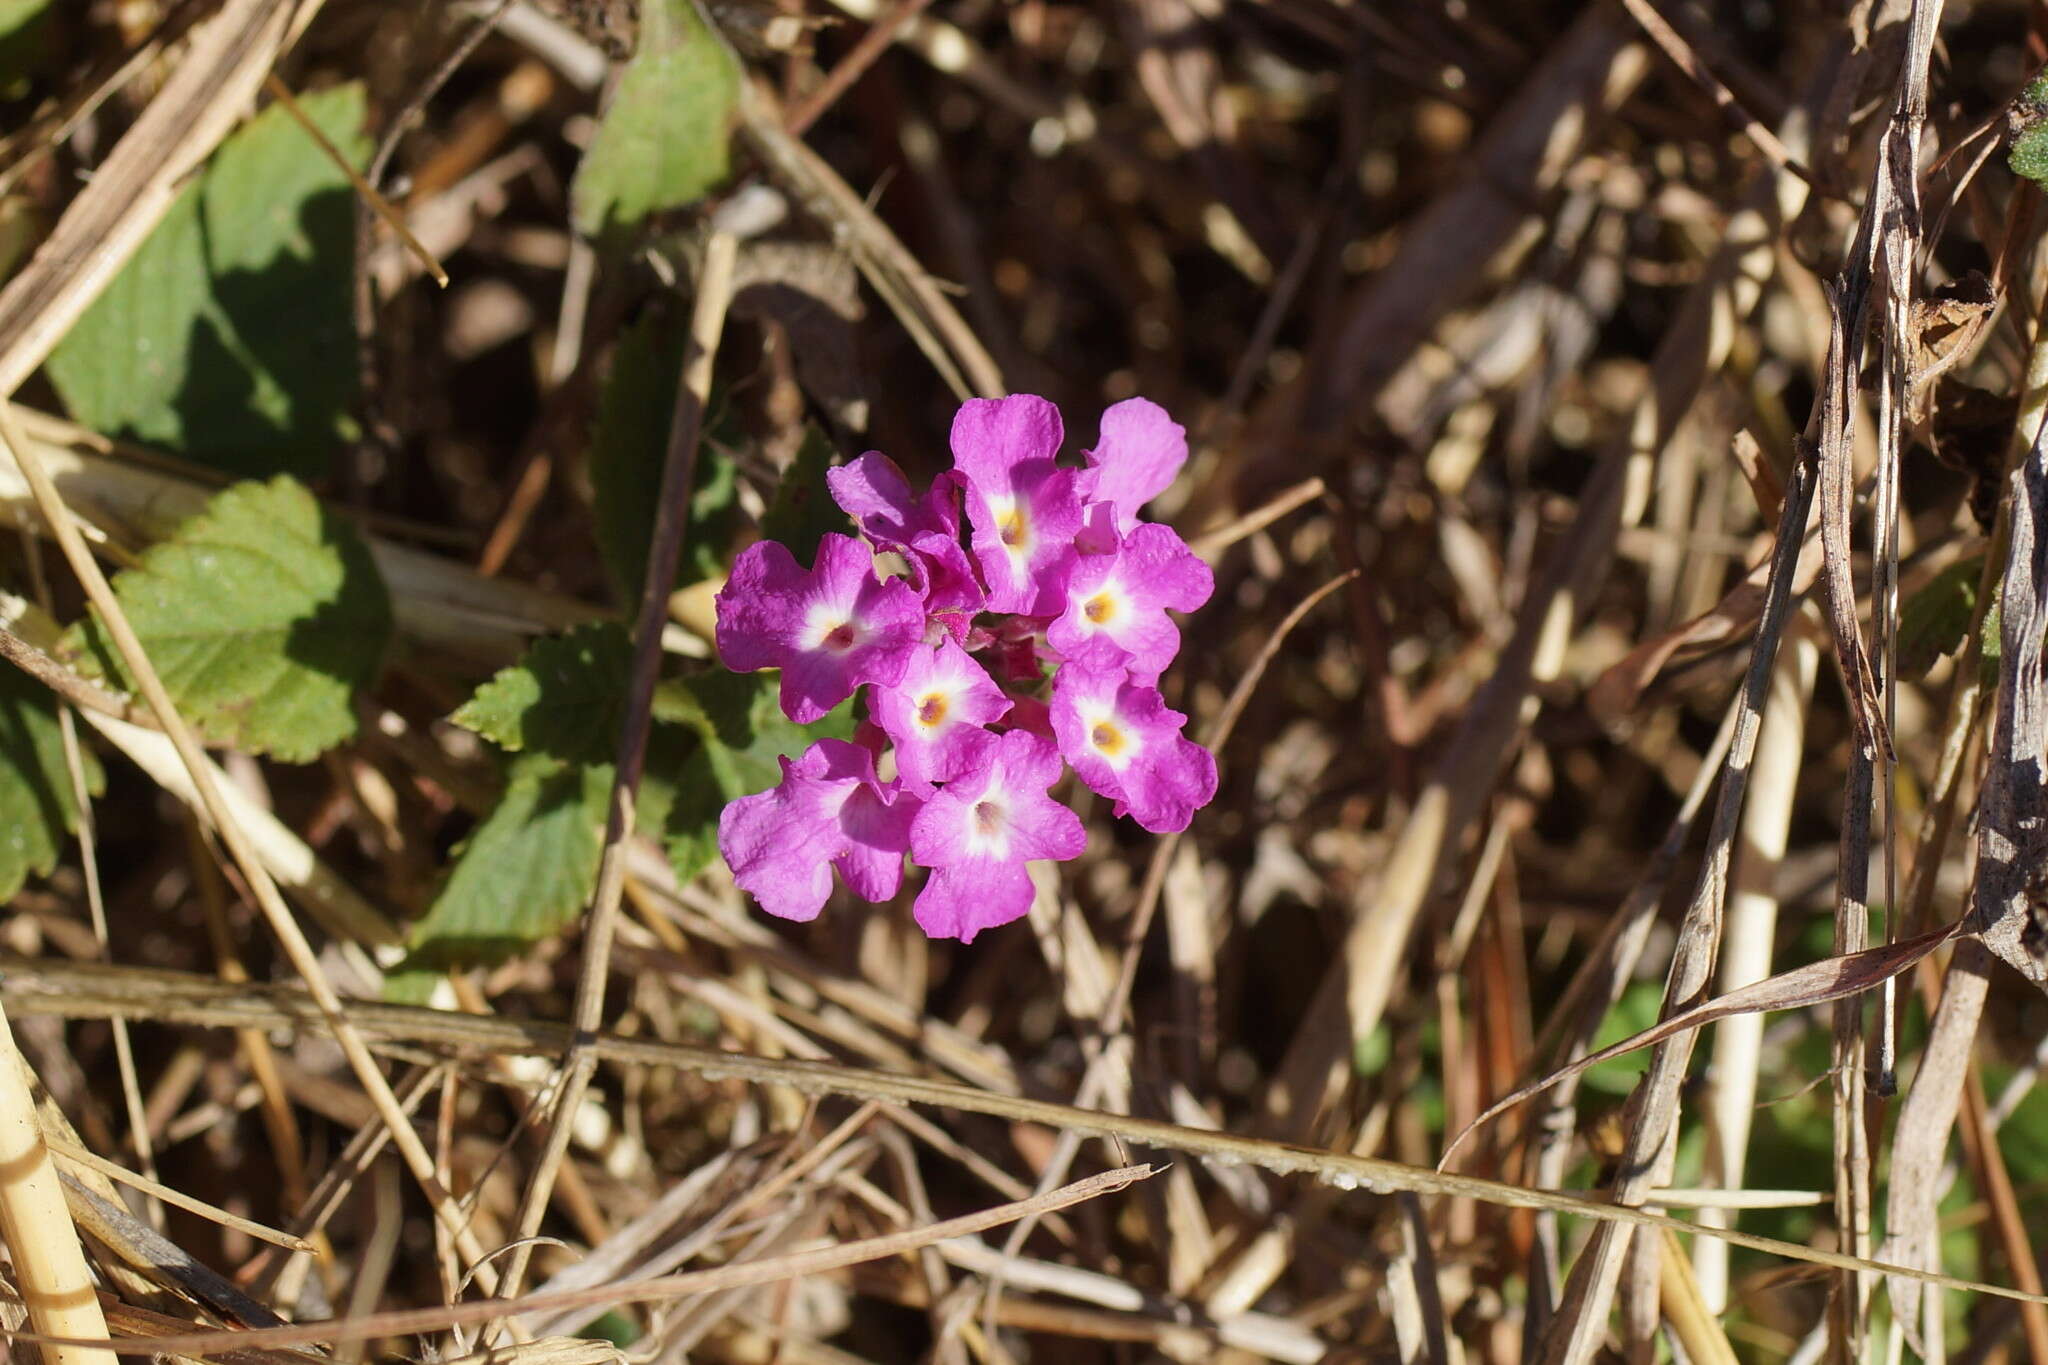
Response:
[714,393,1219,941]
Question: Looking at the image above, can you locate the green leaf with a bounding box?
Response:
[0,664,101,901]
[453,623,632,767]
[1898,556,1985,677]
[588,310,741,606]
[394,752,613,978]
[45,84,369,478]
[658,746,728,883]
[758,426,844,570]
[0,0,55,93]
[416,666,849,978]
[2013,73,2048,188]
[571,0,739,237]
[64,476,393,761]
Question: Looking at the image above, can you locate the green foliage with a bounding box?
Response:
[571,0,739,238]
[65,477,393,761]
[588,310,743,608]
[1581,980,1660,1095]
[453,623,633,768]
[0,0,54,92]
[1899,556,1985,677]
[2014,73,2048,188]
[404,631,851,985]
[758,426,844,570]
[45,84,369,477]
[393,751,614,981]
[1898,553,2004,693]
[0,664,101,901]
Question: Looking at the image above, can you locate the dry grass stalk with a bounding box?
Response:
[0,997,114,1365]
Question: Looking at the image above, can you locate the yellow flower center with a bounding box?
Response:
[999,508,1030,549]
[1091,721,1124,755]
[1083,592,1116,624]
[917,693,948,727]
[820,622,858,652]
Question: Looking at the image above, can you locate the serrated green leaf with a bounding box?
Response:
[453,623,632,767]
[0,664,101,900]
[394,752,613,978]
[758,426,844,570]
[45,84,368,477]
[1899,556,1985,678]
[571,0,738,237]
[588,310,742,607]
[65,476,393,761]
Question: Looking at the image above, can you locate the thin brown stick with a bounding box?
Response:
[1187,478,1326,560]
[1614,0,1815,188]
[0,627,154,730]
[784,0,940,136]
[494,229,742,1310]
[263,72,447,287]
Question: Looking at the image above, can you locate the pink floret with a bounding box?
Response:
[717,739,920,921]
[908,729,1084,941]
[869,637,1012,795]
[714,533,927,724]
[827,453,984,618]
[1050,665,1216,834]
[1047,522,1213,680]
[950,396,1085,616]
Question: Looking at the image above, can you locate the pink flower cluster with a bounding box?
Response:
[713,395,1217,942]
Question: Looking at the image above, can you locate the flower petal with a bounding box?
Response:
[1119,523,1213,612]
[913,861,1038,942]
[717,745,861,920]
[713,540,811,674]
[1051,667,1216,834]
[834,782,920,902]
[1081,398,1187,537]
[827,452,922,539]
[950,395,1064,490]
